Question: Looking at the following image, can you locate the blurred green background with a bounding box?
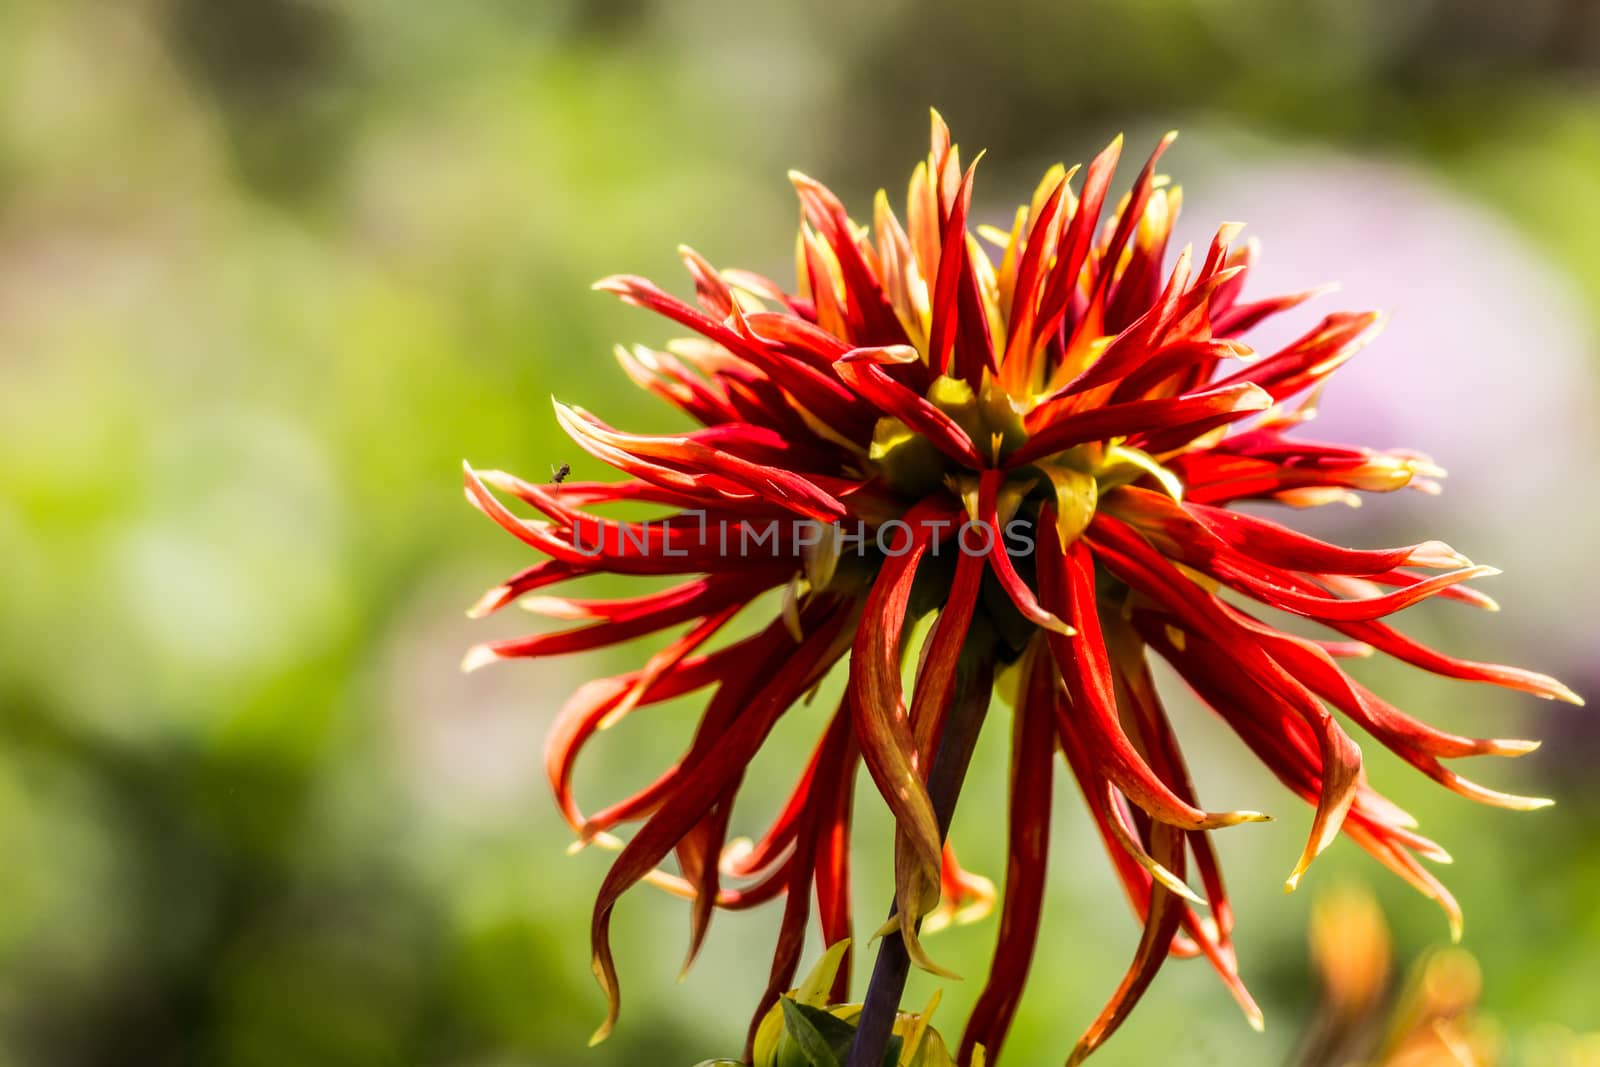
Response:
[2,1,1598,1064]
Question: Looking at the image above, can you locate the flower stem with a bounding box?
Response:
[847,657,994,1067]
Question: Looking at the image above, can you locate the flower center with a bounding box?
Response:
[867,375,1027,497]
[865,374,1183,548]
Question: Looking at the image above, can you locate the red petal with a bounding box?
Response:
[837,346,984,467]
[1032,137,1122,356]
[926,163,978,377]
[1000,172,1071,380]
[1088,516,1364,887]
[1039,531,1264,830]
[1067,822,1187,1065]
[1012,382,1270,468]
[790,171,910,347]
[1213,310,1382,402]
[908,541,988,765]
[587,607,854,1044]
[979,469,1072,635]
[960,643,1056,1063]
[847,501,953,939]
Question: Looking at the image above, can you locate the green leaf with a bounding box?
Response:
[774,998,906,1067]
[779,999,846,1067]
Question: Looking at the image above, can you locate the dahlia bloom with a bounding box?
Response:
[463,113,1578,1064]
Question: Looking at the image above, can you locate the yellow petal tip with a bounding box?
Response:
[1239,383,1274,410]
[460,645,498,673]
[466,587,507,619]
[1224,810,1273,826]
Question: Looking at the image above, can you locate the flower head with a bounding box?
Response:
[463,112,1578,1064]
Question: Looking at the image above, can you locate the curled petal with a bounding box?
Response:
[980,469,1073,636]
[960,643,1056,1064]
[838,346,984,466]
[556,403,847,522]
[588,608,854,1045]
[463,571,777,671]
[1031,135,1123,357]
[909,543,989,766]
[1012,382,1271,468]
[1089,515,1364,887]
[789,171,910,346]
[1213,310,1383,402]
[744,703,857,1058]
[847,501,955,971]
[1112,487,1470,575]
[1041,529,1268,831]
[1331,616,1581,706]
[547,608,741,832]
[1068,821,1188,1065]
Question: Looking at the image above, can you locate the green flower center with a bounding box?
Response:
[866,375,1182,549]
[868,376,1027,497]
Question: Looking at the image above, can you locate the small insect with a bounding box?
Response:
[551,462,571,485]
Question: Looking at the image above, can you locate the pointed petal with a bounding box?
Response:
[1012,383,1271,468]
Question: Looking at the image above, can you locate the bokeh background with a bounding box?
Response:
[2,1,1598,1064]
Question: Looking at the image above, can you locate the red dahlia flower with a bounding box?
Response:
[463,112,1579,1065]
